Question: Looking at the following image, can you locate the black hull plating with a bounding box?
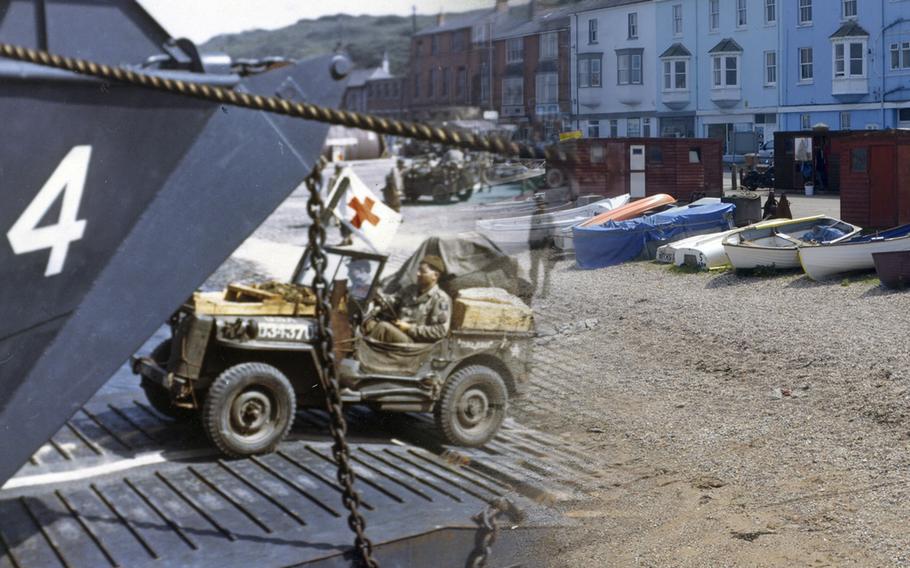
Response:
[0,57,345,485]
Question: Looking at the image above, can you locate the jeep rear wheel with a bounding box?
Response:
[434,365,507,447]
[203,363,295,457]
[140,340,194,421]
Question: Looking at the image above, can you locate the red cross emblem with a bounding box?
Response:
[348,196,380,229]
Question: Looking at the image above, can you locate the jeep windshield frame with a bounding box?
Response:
[291,245,387,303]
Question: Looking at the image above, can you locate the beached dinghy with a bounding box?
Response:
[723,216,860,270]
[655,228,739,268]
[554,193,677,251]
[475,194,630,250]
[574,202,735,269]
[799,223,910,280]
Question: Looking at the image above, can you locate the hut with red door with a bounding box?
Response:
[830,130,910,230]
[548,137,723,202]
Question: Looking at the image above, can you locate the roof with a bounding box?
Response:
[659,43,691,58]
[414,8,493,36]
[830,20,869,38]
[570,0,651,17]
[708,38,743,54]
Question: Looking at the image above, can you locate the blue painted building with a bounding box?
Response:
[777,0,889,131]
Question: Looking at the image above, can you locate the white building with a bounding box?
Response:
[570,0,657,138]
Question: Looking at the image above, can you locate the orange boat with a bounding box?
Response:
[579,193,677,227]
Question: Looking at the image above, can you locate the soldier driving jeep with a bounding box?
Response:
[366,255,450,344]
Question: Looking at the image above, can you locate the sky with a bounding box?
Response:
[139,1,497,43]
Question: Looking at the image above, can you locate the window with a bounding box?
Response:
[540,31,558,60]
[764,51,777,85]
[801,113,811,129]
[453,31,465,52]
[709,0,719,32]
[472,23,488,44]
[712,55,739,87]
[834,41,865,78]
[643,118,651,137]
[900,108,910,123]
[765,0,776,24]
[648,146,663,163]
[627,118,641,137]
[851,147,867,172]
[890,42,910,70]
[689,148,702,163]
[663,59,688,90]
[431,35,439,55]
[502,77,523,106]
[441,68,449,96]
[578,54,602,88]
[799,47,813,81]
[427,68,436,97]
[535,72,558,106]
[588,19,597,44]
[609,119,619,137]
[673,5,683,36]
[736,0,747,27]
[590,144,605,163]
[413,74,420,98]
[479,62,490,102]
[506,38,523,63]
[840,111,851,129]
[842,0,857,19]
[456,68,466,100]
[617,49,643,85]
[628,12,638,39]
[799,0,812,25]
[588,120,600,138]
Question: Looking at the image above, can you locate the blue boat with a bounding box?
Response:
[574,201,736,269]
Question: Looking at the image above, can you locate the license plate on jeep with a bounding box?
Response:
[258,322,313,341]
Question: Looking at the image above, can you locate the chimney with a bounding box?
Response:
[529,0,537,18]
[436,10,445,27]
[496,0,508,14]
[411,5,417,34]
[381,51,390,74]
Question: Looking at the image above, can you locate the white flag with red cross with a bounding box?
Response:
[325,167,402,253]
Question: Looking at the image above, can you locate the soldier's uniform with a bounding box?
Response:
[369,284,451,343]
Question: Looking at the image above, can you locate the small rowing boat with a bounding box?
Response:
[723,216,860,271]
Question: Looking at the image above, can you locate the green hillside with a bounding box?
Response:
[202,14,435,76]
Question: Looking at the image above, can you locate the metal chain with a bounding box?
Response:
[467,497,522,568]
[0,42,575,164]
[304,162,378,568]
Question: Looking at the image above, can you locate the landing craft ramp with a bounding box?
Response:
[0,384,590,567]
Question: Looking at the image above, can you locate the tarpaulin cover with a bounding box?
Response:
[574,202,735,269]
[381,233,532,300]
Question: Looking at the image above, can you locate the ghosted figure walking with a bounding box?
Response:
[528,196,555,299]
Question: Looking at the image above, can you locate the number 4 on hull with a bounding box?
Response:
[7,145,91,277]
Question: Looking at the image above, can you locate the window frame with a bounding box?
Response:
[501,76,524,107]
[842,0,857,20]
[711,54,740,88]
[587,120,600,138]
[673,4,683,36]
[539,31,559,61]
[617,48,644,85]
[799,47,814,82]
[891,41,910,71]
[588,18,598,44]
[577,53,603,88]
[764,51,777,86]
[662,57,689,91]
[832,39,866,79]
[628,12,638,40]
[736,0,747,28]
[798,0,812,26]
[840,111,851,129]
[535,72,558,105]
[627,117,642,137]
[709,0,719,32]
[765,0,776,24]
[506,37,524,64]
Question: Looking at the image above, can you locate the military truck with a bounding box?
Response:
[402,150,484,203]
[133,239,534,457]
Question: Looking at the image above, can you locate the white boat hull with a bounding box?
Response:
[656,229,737,269]
[724,243,802,270]
[799,234,910,280]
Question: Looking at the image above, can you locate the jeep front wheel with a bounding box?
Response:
[434,365,507,447]
[203,363,295,457]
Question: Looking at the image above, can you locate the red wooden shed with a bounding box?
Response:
[830,130,910,230]
[548,137,723,202]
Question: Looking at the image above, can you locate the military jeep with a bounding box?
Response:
[132,242,534,457]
